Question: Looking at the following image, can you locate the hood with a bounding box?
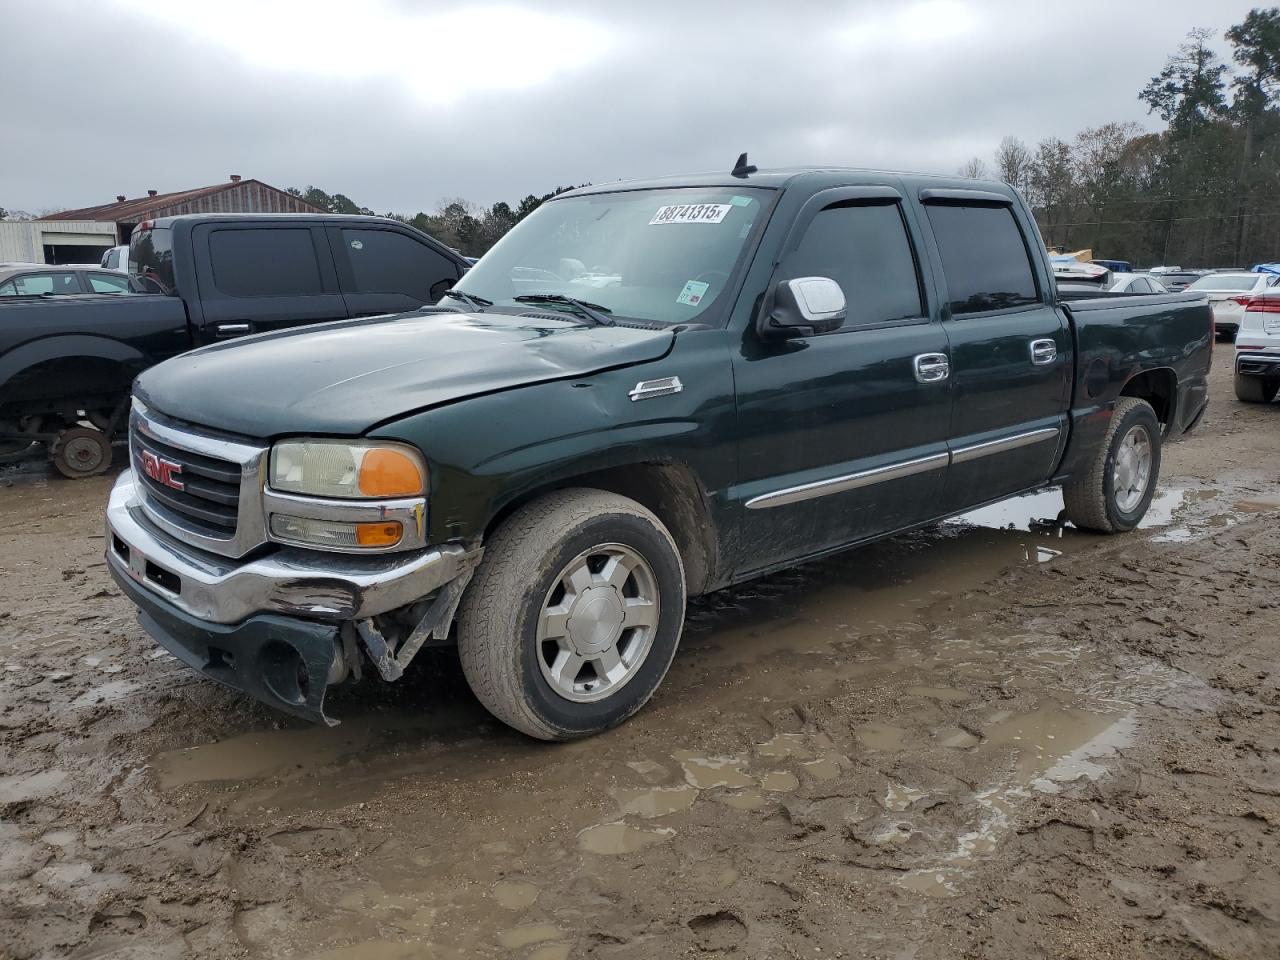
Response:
[136,310,675,437]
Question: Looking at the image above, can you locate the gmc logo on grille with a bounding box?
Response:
[140,450,184,491]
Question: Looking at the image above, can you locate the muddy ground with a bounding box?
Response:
[1,357,1278,960]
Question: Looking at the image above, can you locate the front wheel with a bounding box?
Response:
[456,488,686,740]
[1062,397,1161,533]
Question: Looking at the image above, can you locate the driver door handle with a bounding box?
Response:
[913,353,950,383]
[1029,338,1058,365]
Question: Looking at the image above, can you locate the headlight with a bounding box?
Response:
[270,440,426,499]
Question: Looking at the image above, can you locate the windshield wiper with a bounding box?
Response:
[440,288,493,311]
[514,293,616,327]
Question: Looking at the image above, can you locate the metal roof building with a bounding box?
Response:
[38,176,324,248]
[0,220,117,265]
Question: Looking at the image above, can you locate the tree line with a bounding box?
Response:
[285,185,582,258]
[960,8,1280,268]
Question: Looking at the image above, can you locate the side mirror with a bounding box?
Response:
[760,277,846,338]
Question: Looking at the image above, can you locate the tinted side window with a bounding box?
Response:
[787,202,922,328]
[88,273,129,293]
[103,249,120,269]
[925,203,1038,315]
[130,227,177,295]
[341,229,456,301]
[209,228,323,297]
[3,273,80,296]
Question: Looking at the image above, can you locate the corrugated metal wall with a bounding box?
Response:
[0,221,115,263]
[149,182,319,219]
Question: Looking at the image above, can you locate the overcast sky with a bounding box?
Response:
[2,0,1265,216]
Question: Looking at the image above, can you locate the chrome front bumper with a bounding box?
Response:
[106,470,477,626]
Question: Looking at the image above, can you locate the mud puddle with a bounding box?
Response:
[892,703,1137,898]
[121,476,1213,956]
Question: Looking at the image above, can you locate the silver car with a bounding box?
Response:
[0,262,132,297]
[1186,272,1279,339]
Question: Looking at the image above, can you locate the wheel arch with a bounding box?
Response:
[483,459,718,596]
[0,335,145,412]
[1118,366,1177,433]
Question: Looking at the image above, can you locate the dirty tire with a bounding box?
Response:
[1062,397,1161,533]
[456,488,686,741]
[1234,373,1278,404]
[52,427,113,479]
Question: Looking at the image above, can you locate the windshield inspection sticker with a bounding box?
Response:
[677,280,710,306]
[650,203,731,225]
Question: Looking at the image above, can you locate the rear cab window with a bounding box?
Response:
[130,227,177,295]
[924,202,1040,315]
[209,228,323,297]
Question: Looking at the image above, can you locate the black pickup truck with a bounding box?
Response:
[105,162,1213,738]
[0,214,469,476]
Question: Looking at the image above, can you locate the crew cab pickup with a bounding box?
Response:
[105,164,1213,739]
[0,214,469,476]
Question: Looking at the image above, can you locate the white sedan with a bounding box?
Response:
[1186,272,1279,339]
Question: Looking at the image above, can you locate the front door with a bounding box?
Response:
[730,186,953,576]
[328,225,463,316]
[916,194,1072,512]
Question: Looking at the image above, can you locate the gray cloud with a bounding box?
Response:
[1,0,1263,215]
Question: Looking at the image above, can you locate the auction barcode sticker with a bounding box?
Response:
[650,203,731,225]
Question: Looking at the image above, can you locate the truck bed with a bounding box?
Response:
[1054,290,1213,479]
[0,293,189,417]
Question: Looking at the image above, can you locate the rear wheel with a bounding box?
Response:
[1063,398,1161,533]
[52,426,113,479]
[456,488,686,740]
[1234,373,1279,404]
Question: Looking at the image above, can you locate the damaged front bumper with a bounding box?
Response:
[106,471,479,723]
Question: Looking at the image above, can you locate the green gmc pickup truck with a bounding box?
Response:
[106,161,1213,739]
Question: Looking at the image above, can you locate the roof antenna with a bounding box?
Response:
[731,152,757,179]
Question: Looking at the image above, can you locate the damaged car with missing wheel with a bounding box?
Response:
[106,159,1213,740]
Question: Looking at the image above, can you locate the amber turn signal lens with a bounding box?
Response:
[357,448,424,497]
[355,521,403,547]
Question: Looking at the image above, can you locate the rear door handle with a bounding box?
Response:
[1030,338,1058,365]
[214,322,251,338]
[913,352,950,383]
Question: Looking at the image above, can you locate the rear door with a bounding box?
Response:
[190,222,348,342]
[730,185,953,573]
[916,190,1071,512]
[328,224,463,317]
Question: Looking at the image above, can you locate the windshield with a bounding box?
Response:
[455,187,769,325]
[1188,274,1257,291]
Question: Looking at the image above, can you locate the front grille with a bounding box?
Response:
[133,431,242,536]
[128,403,267,558]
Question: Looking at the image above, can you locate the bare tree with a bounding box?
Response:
[957,157,989,179]
[993,136,1031,193]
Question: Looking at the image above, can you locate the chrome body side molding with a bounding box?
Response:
[745,453,949,510]
[746,427,1061,510]
[950,427,1060,464]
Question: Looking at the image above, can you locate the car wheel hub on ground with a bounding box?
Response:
[1113,425,1152,513]
[64,436,105,471]
[537,544,659,703]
